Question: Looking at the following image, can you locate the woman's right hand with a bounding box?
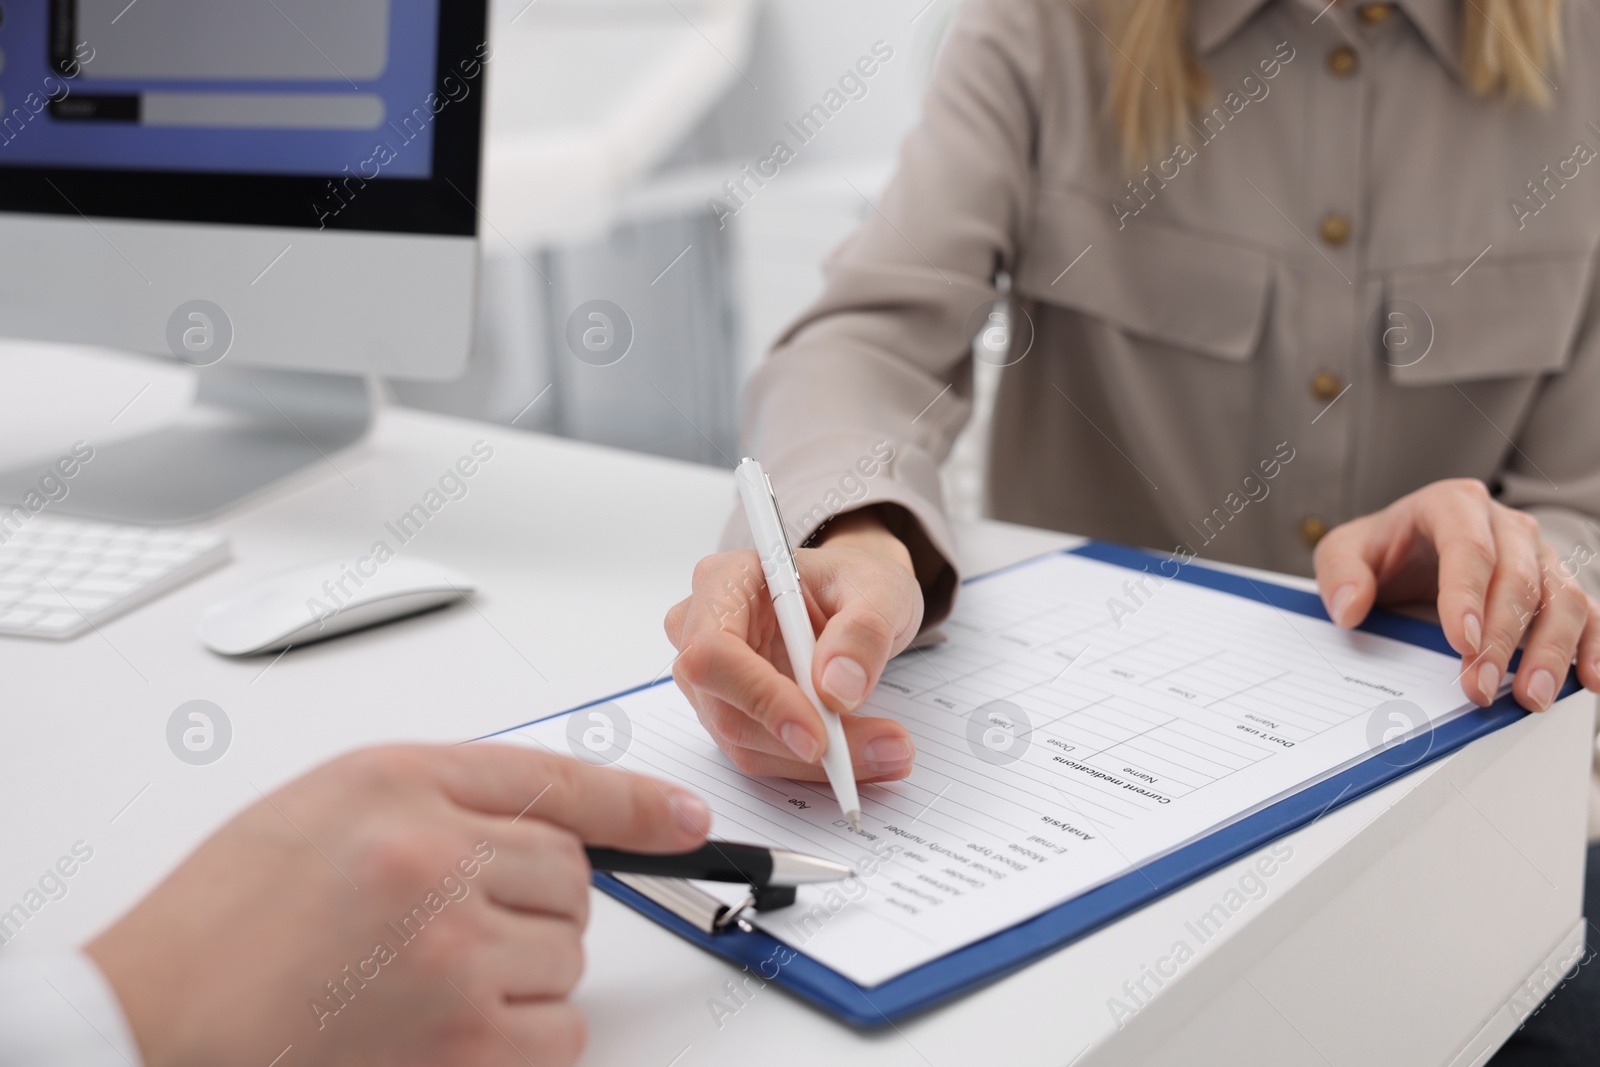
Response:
[665,509,926,781]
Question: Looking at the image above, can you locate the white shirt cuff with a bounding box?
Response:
[0,949,144,1067]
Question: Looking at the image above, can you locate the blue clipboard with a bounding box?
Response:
[478,542,1575,1028]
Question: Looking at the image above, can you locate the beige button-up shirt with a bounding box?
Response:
[733,0,1600,617]
[725,0,1600,820]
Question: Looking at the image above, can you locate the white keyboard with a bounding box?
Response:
[0,515,229,639]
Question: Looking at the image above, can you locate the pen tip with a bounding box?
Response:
[848,812,862,832]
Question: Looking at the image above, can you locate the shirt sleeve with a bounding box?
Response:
[720,0,1054,627]
[0,950,144,1067]
[1497,235,1600,604]
[1500,237,1600,843]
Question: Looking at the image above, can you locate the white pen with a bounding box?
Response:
[734,457,863,831]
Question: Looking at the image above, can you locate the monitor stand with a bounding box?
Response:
[0,366,374,526]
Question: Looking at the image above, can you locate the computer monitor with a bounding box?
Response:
[0,0,488,522]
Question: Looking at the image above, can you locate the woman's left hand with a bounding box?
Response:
[1313,478,1600,711]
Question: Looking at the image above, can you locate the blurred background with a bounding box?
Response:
[392,0,996,520]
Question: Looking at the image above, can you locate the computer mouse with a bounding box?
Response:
[198,556,475,656]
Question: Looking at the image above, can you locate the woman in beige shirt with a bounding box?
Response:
[667,0,1600,808]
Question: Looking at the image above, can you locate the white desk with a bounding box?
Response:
[0,344,1592,1067]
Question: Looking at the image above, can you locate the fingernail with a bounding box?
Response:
[669,789,711,838]
[863,737,915,776]
[1528,669,1556,710]
[1476,662,1500,703]
[780,722,821,763]
[821,657,869,710]
[1463,613,1482,653]
[1329,584,1357,625]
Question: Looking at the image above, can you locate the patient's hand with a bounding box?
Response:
[1314,478,1600,712]
[86,744,710,1067]
[666,509,925,781]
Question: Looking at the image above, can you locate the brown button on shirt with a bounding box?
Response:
[1311,372,1344,400]
[1319,213,1353,245]
[727,0,1600,634]
[1327,44,1360,76]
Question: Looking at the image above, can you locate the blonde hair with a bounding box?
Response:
[1102,0,1564,169]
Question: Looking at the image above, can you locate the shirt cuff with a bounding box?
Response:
[1526,505,1600,601]
[718,434,963,628]
[0,950,144,1067]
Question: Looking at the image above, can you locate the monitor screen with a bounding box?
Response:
[0,0,485,235]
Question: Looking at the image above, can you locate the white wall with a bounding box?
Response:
[671,0,956,168]
[398,0,993,507]
[666,0,958,368]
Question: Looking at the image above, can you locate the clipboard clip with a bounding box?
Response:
[612,873,797,935]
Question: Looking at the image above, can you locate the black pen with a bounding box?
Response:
[584,841,853,887]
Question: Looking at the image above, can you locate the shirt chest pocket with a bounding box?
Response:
[1382,251,1593,385]
[1011,186,1274,362]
